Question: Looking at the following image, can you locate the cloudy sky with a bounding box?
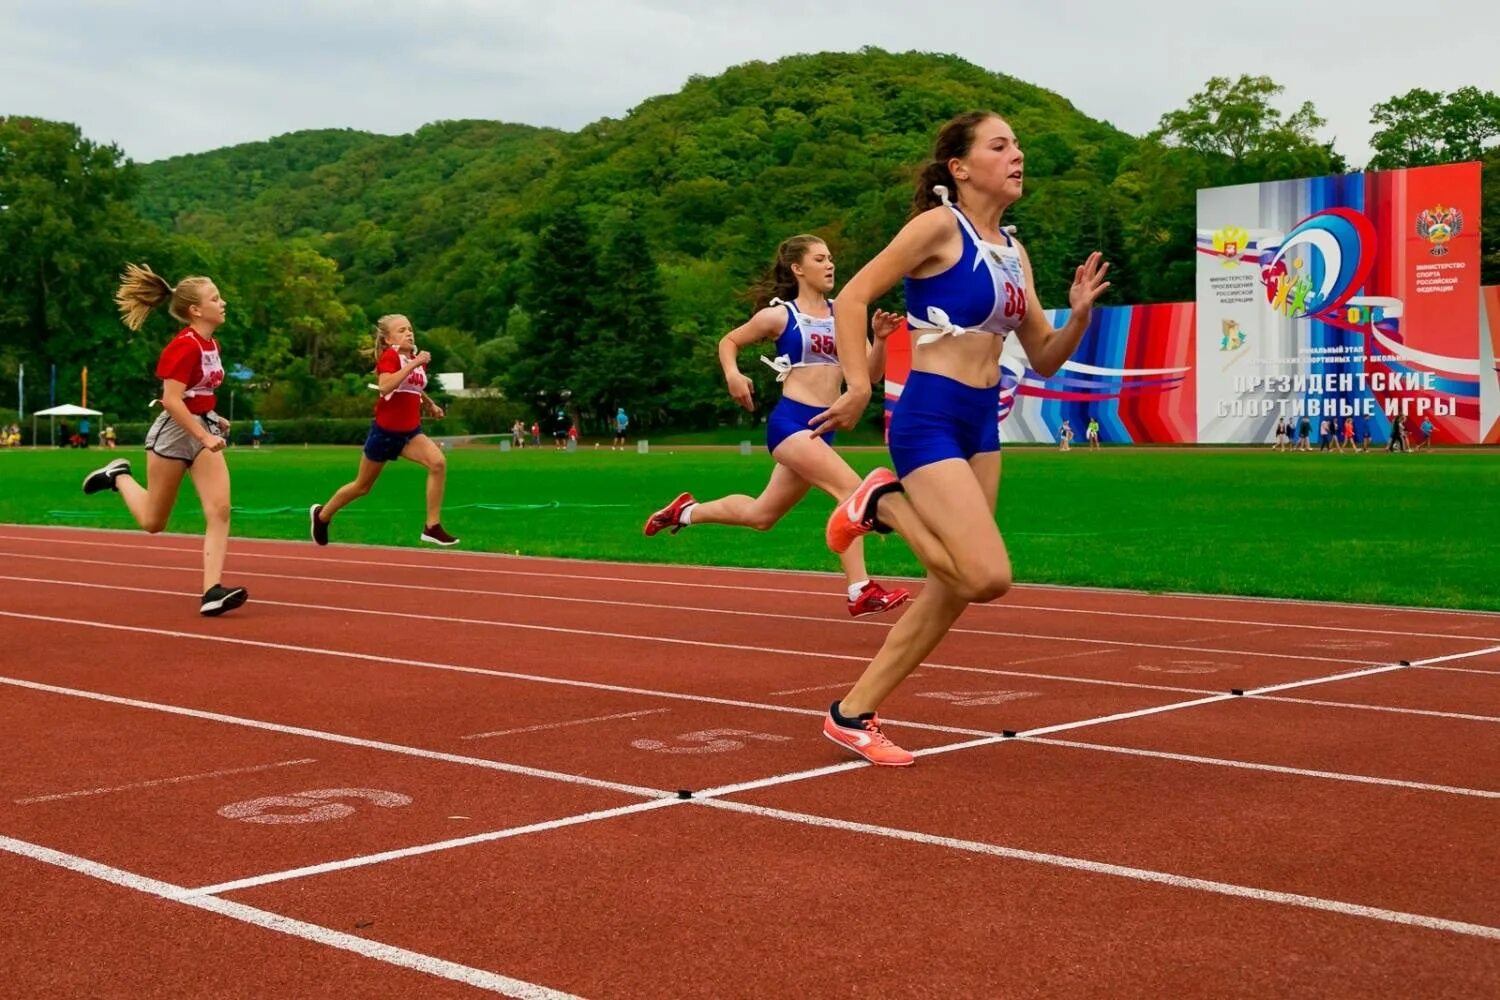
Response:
[2,0,1494,165]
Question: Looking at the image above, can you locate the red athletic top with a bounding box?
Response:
[155,328,224,415]
[374,348,426,432]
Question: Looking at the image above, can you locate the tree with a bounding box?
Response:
[225,242,364,383]
[577,211,672,429]
[0,117,143,406]
[1367,87,1500,170]
[1154,75,1339,184]
[502,206,598,417]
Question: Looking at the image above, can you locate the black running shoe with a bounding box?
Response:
[310,504,329,546]
[82,458,132,495]
[201,584,248,617]
[420,523,459,547]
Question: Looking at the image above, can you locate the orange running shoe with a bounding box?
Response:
[643,491,696,536]
[826,468,901,554]
[847,580,912,618]
[822,704,914,766]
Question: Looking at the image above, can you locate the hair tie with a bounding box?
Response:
[932,185,952,206]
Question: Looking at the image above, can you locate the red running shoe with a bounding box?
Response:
[643,491,696,536]
[847,580,911,618]
[822,706,914,766]
[826,468,900,553]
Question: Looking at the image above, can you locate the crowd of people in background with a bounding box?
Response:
[1271,413,1434,453]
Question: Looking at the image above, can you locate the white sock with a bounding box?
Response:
[847,580,869,602]
[679,503,696,526]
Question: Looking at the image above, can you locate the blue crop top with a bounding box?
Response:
[760,298,839,381]
[904,192,1028,347]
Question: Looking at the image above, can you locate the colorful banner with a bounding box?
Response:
[882,303,1196,444]
[1483,285,1500,444]
[1196,162,1483,444]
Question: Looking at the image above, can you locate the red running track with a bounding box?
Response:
[1,525,1497,998]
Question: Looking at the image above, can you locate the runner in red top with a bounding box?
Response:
[81,263,248,616]
[310,314,458,547]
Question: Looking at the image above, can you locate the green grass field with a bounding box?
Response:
[2,443,1496,611]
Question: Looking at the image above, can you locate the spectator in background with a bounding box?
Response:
[531,421,540,447]
[1418,416,1435,451]
[79,417,91,449]
[1297,415,1311,451]
[1318,417,1333,452]
[1058,419,1074,452]
[251,418,263,449]
[1273,416,1287,451]
[613,407,629,450]
[1085,417,1100,450]
[1342,416,1355,453]
[103,425,117,449]
[1387,415,1407,452]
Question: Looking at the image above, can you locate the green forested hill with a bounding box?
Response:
[11,49,1485,433]
[119,49,1149,428]
[135,50,1137,322]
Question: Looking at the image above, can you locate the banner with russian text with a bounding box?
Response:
[882,303,1196,444]
[1195,162,1482,444]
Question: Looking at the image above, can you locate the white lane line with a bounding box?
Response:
[691,799,1500,941]
[460,709,672,741]
[923,660,1211,694]
[0,563,1383,668]
[701,653,1496,799]
[0,597,1485,734]
[1250,652,1493,695]
[1405,644,1500,667]
[1003,647,1122,667]
[6,531,1498,631]
[0,610,1005,740]
[1017,660,1422,740]
[1419,665,1500,677]
[1027,738,1500,799]
[769,682,861,697]
[14,758,317,805]
[0,575,1354,708]
[7,626,1496,898]
[178,799,682,898]
[1255,696,1500,724]
[0,834,580,999]
[0,674,669,799]
[1021,695,1236,739]
[1169,626,1283,645]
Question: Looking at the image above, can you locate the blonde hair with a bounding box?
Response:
[368,314,409,359]
[114,263,213,331]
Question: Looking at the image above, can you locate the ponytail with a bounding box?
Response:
[908,111,1002,219]
[114,263,214,332]
[746,234,825,312]
[909,162,958,218]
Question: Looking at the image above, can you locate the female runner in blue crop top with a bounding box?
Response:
[642,234,911,619]
[812,112,1112,765]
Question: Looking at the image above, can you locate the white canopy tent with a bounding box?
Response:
[31,403,103,447]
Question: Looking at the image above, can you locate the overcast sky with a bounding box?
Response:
[2,0,1495,166]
